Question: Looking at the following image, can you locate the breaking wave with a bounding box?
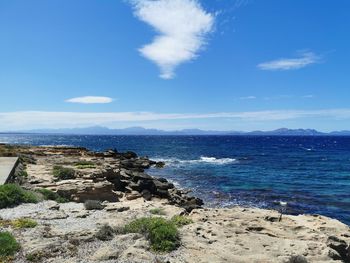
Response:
[153,156,237,166]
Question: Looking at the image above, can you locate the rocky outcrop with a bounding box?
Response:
[17,146,203,212]
[327,236,350,262]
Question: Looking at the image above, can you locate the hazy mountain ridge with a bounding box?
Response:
[2,126,350,136]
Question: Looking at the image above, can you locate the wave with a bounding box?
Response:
[152,156,237,166]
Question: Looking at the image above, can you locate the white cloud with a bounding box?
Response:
[257,51,320,71]
[1,109,350,130]
[65,96,114,104]
[131,0,214,79]
[239,96,256,100]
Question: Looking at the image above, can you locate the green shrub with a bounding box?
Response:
[95,224,115,241]
[52,166,75,180]
[0,232,20,258]
[124,217,180,252]
[35,188,68,203]
[0,184,38,209]
[11,218,37,229]
[149,208,166,215]
[171,215,193,227]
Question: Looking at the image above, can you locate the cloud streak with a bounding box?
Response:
[1,109,350,130]
[257,51,320,71]
[65,96,114,104]
[239,96,256,100]
[131,0,214,79]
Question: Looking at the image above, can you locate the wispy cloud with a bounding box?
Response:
[1,109,350,130]
[263,95,293,100]
[302,95,314,99]
[130,0,214,79]
[239,96,256,100]
[65,96,114,104]
[257,51,321,71]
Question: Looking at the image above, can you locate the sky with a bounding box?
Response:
[0,0,349,131]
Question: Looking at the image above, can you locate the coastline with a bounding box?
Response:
[0,144,349,262]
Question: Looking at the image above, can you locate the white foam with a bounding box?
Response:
[152,156,237,166]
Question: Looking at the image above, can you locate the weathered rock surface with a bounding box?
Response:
[1,200,350,263]
[13,146,202,211]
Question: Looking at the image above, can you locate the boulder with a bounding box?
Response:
[126,191,142,200]
[327,236,350,262]
[54,179,119,202]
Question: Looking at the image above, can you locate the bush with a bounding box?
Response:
[0,184,38,209]
[36,188,68,203]
[171,215,193,227]
[124,217,180,252]
[149,208,166,215]
[95,224,115,241]
[84,200,104,210]
[0,232,20,258]
[11,218,37,229]
[52,166,75,180]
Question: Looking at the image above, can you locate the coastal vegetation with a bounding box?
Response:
[0,232,20,260]
[0,218,37,229]
[95,224,115,241]
[52,165,75,180]
[171,215,193,226]
[124,217,180,252]
[35,188,67,203]
[0,184,38,209]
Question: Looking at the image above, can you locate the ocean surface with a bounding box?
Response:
[1,134,349,225]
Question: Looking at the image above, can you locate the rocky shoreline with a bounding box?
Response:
[1,144,350,263]
[11,145,203,212]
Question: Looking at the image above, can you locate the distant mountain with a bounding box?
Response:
[3,126,350,136]
[242,128,325,136]
[329,130,350,136]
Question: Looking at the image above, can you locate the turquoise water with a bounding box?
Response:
[1,134,349,225]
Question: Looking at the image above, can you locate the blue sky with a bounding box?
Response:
[0,0,349,131]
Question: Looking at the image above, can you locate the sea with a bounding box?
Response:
[1,134,349,225]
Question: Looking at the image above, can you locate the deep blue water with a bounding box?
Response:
[1,134,349,225]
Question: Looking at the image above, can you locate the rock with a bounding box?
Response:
[182,197,204,212]
[153,179,174,190]
[155,161,166,168]
[141,189,152,201]
[132,172,153,181]
[264,216,279,222]
[327,236,350,262]
[117,206,130,212]
[55,179,119,202]
[287,255,308,263]
[126,191,142,200]
[91,246,120,261]
[121,151,138,159]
